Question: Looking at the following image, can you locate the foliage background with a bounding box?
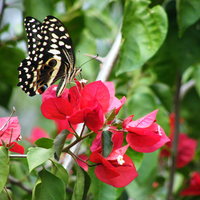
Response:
[0,0,200,199]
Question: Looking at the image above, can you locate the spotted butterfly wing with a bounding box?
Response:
[17,16,81,97]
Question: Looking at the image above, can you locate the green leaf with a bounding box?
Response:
[177,0,200,36]
[0,46,25,108]
[149,13,200,86]
[150,83,172,112]
[53,130,69,161]
[51,161,68,187]
[105,109,117,123]
[102,131,113,157]
[35,138,54,149]
[33,169,65,200]
[0,147,9,192]
[27,147,54,172]
[72,165,91,200]
[116,0,168,75]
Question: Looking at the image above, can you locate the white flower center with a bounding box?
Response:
[117,155,125,165]
[158,125,162,136]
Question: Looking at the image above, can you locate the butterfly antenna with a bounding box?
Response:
[79,54,99,69]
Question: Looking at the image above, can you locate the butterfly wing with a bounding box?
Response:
[17,17,42,96]
[17,15,78,97]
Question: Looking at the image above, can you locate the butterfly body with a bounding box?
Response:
[17,16,80,97]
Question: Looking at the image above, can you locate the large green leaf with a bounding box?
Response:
[0,46,25,108]
[177,0,200,36]
[0,147,9,193]
[51,161,68,187]
[116,0,168,75]
[33,169,65,200]
[27,147,54,172]
[72,165,91,200]
[149,6,200,86]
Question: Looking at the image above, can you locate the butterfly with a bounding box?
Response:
[17,15,81,97]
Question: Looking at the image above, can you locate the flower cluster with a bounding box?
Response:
[0,116,24,154]
[41,80,170,187]
[181,172,200,196]
[160,113,197,168]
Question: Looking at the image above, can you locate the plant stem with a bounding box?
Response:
[166,74,182,200]
[4,187,12,200]
[62,131,94,153]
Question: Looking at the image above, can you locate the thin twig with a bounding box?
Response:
[4,187,12,200]
[8,176,32,194]
[166,74,182,200]
[96,32,122,81]
[180,79,195,99]
[9,154,27,158]
[0,0,6,29]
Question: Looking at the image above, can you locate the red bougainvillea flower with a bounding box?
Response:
[27,127,49,144]
[41,81,125,133]
[123,110,170,153]
[76,154,89,171]
[0,117,24,154]
[161,134,197,168]
[181,172,200,196]
[90,145,138,187]
[90,131,137,187]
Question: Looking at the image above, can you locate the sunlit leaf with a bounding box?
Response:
[27,147,54,172]
[116,0,168,75]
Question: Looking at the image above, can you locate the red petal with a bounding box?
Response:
[80,81,110,113]
[176,134,197,168]
[42,85,69,102]
[127,123,170,153]
[95,155,138,187]
[126,110,158,129]
[8,142,24,154]
[41,98,72,120]
[54,119,76,138]
[90,132,102,152]
[27,127,49,144]
[0,117,21,144]
[76,154,88,171]
[181,172,200,196]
